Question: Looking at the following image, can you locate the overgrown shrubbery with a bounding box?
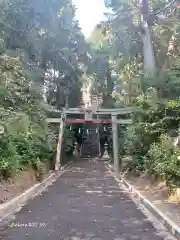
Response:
[144,134,180,188]
[125,97,180,188]
[0,55,55,180]
[0,0,86,180]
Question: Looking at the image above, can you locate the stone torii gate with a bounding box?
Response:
[47,107,134,174]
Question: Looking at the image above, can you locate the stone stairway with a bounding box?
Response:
[79,87,102,158]
[80,122,100,158]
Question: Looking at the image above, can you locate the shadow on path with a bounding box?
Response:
[0,160,167,239]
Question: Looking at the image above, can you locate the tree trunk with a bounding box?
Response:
[140,0,156,77]
[166,34,176,68]
[142,22,156,77]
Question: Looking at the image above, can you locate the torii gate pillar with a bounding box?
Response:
[112,115,120,174]
[55,115,64,171]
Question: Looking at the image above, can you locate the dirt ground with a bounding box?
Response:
[124,171,180,226]
[0,168,52,204]
[0,155,73,205]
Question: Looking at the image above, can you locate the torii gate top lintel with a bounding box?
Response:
[47,107,134,124]
[60,107,135,115]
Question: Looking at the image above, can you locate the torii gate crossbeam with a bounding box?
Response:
[47,118,132,124]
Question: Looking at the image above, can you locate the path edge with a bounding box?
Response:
[0,161,73,221]
[105,162,180,239]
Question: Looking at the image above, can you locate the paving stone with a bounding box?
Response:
[0,160,168,239]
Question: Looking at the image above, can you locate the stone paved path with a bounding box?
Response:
[0,160,169,239]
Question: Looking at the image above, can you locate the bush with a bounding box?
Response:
[0,111,53,179]
[0,135,21,178]
[31,158,46,181]
[126,98,180,172]
[0,55,55,179]
[144,134,173,176]
[144,134,180,188]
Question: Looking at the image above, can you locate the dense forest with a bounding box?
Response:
[0,0,88,179]
[95,0,180,190]
[0,0,180,191]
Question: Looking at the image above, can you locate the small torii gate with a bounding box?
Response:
[47,107,134,174]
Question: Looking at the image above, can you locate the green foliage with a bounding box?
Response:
[0,0,86,179]
[92,0,180,190]
[126,97,180,187]
[118,125,128,156]
[163,67,180,99]
[144,134,180,188]
[63,128,75,154]
[31,158,47,181]
[0,135,21,178]
[0,53,53,179]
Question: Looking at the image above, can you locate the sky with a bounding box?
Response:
[73,0,107,38]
